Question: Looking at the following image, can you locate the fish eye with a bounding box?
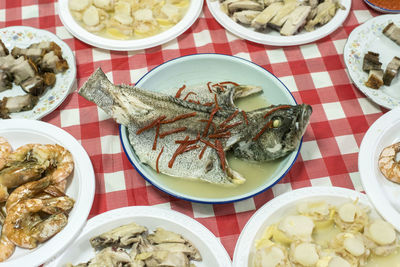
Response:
[272,118,281,128]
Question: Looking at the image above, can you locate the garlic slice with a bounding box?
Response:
[279,215,314,242]
[367,220,396,245]
[343,234,365,256]
[338,203,356,223]
[83,6,100,26]
[293,243,319,266]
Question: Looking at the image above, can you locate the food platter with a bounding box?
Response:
[46,206,231,267]
[0,119,95,267]
[57,0,203,51]
[232,186,394,267]
[205,0,351,46]
[359,107,400,232]
[0,26,76,120]
[364,0,400,14]
[344,14,400,110]
[119,53,300,203]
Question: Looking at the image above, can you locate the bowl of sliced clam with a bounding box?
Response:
[58,0,203,51]
[233,186,400,267]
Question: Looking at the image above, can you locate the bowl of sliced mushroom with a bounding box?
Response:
[58,0,203,51]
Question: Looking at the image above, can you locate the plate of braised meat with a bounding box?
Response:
[0,26,76,119]
[344,14,400,109]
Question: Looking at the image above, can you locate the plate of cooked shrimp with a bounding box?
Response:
[359,107,400,232]
[0,119,95,267]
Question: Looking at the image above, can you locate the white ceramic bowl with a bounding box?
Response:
[120,53,301,203]
[206,0,351,46]
[58,0,203,51]
[0,119,95,267]
[46,206,231,267]
[359,107,400,232]
[233,187,391,267]
[364,0,400,13]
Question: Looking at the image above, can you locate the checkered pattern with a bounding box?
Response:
[0,0,386,258]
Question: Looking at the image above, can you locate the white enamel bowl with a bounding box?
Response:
[58,0,203,51]
[120,53,301,203]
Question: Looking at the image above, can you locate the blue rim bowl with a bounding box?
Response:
[119,53,302,204]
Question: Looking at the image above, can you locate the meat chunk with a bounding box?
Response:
[383,56,400,86]
[0,94,39,118]
[362,51,382,72]
[365,69,384,89]
[383,22,400,46]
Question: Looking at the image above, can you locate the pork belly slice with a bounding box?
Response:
[40,51,69,74]
[362,51,382,72]
[365,69,384,89]
[383,56,400,86]
[0,94,39,118]
[20,75,45,96]
[251,2,284,30]
[0,70,12,92]
[383,22,400,46]
[10,57,38,85]
[280,5,311,36]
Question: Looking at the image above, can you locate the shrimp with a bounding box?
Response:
[0,233,15,262]
[5,176,52,212]
[3,196,74,249]
[378,142,400,184]
[0,137,12,170]
[0,137,12,202]
[0,144,74,202]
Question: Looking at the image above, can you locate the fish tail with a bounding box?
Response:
[79,68,132,125]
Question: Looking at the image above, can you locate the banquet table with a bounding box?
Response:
[0,0,388,260]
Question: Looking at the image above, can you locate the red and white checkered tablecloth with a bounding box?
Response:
[0,0,387,259]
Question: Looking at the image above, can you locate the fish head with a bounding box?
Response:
[232,104,312,161]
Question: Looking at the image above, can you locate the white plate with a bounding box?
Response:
[58,0,203,51]
[233,186,390,267]
[46,206,231,267]
[206,0,351,46]
[0,119,95,267]
[0,26,76,120]
[364,0,400,14]
[120,53,300,203]
[344,14,400,110]
[359,107,400,232]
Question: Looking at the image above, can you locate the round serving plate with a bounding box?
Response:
[58,0,203,51]
[233,186,392,267]
[344,14,400,109]
[120,53,301,203]
[364,0,400,13]
[0,26,76,120]
[0,119,95,267]
[359,107,400,232]
[46,206,231,267]
[206,0,351,46]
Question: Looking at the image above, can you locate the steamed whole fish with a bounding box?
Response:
[79,68,312,185]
